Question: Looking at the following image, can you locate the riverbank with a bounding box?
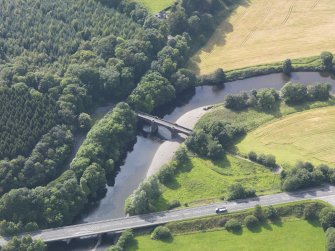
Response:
[146,106,210,177]
[196,55,326,86]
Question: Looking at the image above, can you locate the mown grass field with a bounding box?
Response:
[126,218,325,251]
[155,154,280,210]
[237,106,335,167]
[190,0,335,74]
[197,98,335,132]
[136,0,175,13]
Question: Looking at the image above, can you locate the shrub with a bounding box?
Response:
[303,203,319,220]
[265,206,278,220]
[283,59,292,75]
[219,217,229,227]
[225,219,242,232]
[326,227,335,251]
[281,82,308,104]
[157,163,177,184]
[248,151,257,161]
[320,207,335,230]
[107,229,134,251]
[321,51,334,71]
[244,215,259,229]
[151,226,172,240]
[224,94,248,110]
[308,83,331,101]
[256,88,277,110]
[252,153,277,168]
[174,146,189,165]
[254,205,266,222]
[227,183,256,201]
[281,162,328,191]
[167,200,181,210]
[198,68,226,86]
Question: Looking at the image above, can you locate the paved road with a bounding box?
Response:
[1,185,335,245]
[137,112,192,135]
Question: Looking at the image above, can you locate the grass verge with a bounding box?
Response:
[126,201,328,251]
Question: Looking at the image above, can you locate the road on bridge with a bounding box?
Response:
[137,112,192,135]
[1,185,335,245]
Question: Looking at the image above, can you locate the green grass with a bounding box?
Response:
[135,0,175,13]
[127,218,325,251]
[236,106,335,167]
[155,154,280,210]
[222,56,323,82]
[197,99,335,168]
[197,98,335,132]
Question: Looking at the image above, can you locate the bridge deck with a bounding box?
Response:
[137,113,192,135]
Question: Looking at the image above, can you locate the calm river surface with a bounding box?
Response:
[49,72,335,251]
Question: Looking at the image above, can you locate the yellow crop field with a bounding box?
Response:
[236,106,335,166]
[191,0,335,75]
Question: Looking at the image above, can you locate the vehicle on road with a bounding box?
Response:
[216,207,228,214]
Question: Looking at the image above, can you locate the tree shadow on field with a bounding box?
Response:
[307,218,321,228]
[271,218,283,227]
[164,160,193,190]
[126,238,139,250]
[230,228,243,235]
[164,178,181,190]
[160,235,174,244]
[189,0,251,75]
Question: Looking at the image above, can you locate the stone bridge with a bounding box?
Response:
[137,112,192,137]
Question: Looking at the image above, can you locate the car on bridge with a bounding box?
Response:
[215,207,228,214]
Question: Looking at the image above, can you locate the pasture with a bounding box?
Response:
[191,0,335,74]
[126,218,325,251]
[155,154,280,210]
[236,106,335,166]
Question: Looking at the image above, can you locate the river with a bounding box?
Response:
[49,71,335,250]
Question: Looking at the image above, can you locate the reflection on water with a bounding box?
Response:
[49,72,335,250]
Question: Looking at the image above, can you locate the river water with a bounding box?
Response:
[48,71,335,250]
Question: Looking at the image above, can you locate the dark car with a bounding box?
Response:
[216,207,228,214]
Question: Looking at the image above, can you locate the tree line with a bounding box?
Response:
[224,82,331,111]
[0,125,73,194]
[0,103,137,235]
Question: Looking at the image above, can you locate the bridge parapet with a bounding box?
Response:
[137,112,192,137]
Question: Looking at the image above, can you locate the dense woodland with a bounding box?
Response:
[0,84,58,159]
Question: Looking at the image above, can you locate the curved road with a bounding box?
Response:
[2,185,335,246]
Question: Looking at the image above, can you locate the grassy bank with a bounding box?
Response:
[126,201,328,251]
[155,154,280,210]
[190,0,335,74]
[127,219,324,251]
[224,56,324,82]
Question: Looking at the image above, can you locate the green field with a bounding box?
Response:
[136,0,175,13]
[127,218,325,251]
[236,106,335,167]
[156,154,280,209]
[197,98,335,132]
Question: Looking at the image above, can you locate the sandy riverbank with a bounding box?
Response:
[146,106,211,177]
